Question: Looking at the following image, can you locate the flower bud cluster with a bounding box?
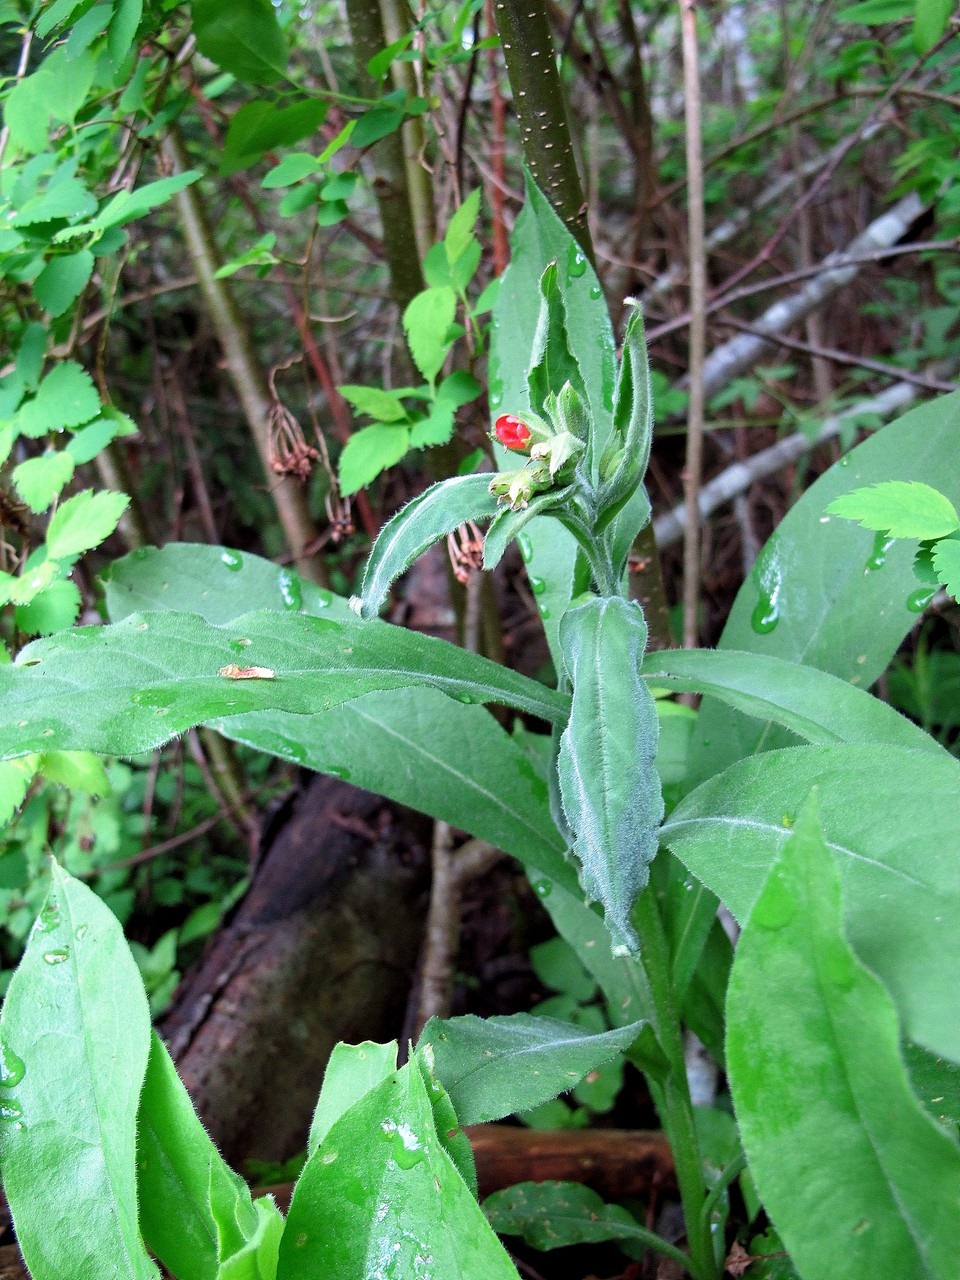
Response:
[489,402,585,510]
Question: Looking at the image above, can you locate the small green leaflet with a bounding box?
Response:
[825,481,960,541]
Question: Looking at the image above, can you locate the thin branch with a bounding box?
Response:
[679,0,706,651]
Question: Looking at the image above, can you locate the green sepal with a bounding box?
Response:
[483,485,573,570]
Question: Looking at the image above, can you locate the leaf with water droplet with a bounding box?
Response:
[0,1040,25,1088]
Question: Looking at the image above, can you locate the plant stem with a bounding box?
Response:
[633,885,719,1280]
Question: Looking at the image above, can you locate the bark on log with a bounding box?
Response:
[158,773,430,1168]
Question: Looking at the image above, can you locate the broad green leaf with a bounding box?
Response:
[932,535,960,600]
[359,474,500,618]
[0,755,38,824]
[914,0,953,51]
[108,0,143,67]
[308,1041,398,1155]
[138,1032,261,1280]
[13,449,76,511]
[339,385,408,423]
[727,802,960,1280]
[641,648,944,756]
[826,480,960,540]
[191,0,286,84]
[557,598,662,953]
[903,1043,960,1133]
[15,578,82,635]
[278,1063,520,1280]
[0,609,569,759]
[103,543,350,624]
[444,189,481,266]
[261,153,321,188]
[222,99,327,174]
[837,0,911,19]
[10,173,96,226]
[691,391,960,784]
[14,361,100,437]
[72,171,203,235]
[66,415,128,465]
[436,369,482,409]
[416,1012,646,1124]
[483,1182,690,1267]
[403,286,457,384]
[350,103,405,147]
[339,424,410,494]
[33,249,94,316]
[46,488,130,559]
[0,864,158,1279]
[663,745,960,1061]
[408,400,455,448]
[39,748,110,793]
[35,0,86,37]
[218,691,573,891]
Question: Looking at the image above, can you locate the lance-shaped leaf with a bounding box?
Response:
[138,1031,282,1280]
[360,474,500,618]
[557,597,663,952]
[278,1062,519,1280]
[416,1012,646,1125]
[526,262,588,419]
[0,609,569,760]
[0,863,159,1280]
[641,647,943,755]
[727,800,960,1280]
[597,304,653,513]
[308,1041,398,1155]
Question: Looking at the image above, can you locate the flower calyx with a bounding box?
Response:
[488,458,553,511]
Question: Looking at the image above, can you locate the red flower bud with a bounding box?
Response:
[493,414,532,452]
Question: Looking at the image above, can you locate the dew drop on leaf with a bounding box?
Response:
[42,948,69,965]
[0,1041,26,1088]
[277,568,302,610]
[906,587,936,613]
[220,550,243,571]
[0,1099,24,1122]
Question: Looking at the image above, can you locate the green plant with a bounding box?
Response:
[0,175,958,1280]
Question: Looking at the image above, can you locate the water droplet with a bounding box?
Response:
[538,604,551,619]
[838,455,850,467]
[528,575,546,596]
[326,765,351,781]
[0,1099,23,1122]
[589,284,602,300]
[0,1041,26,1088]
[864,531,895,573]
[906,587,936,613]
[517,532,533,563]
[75,923,89,940]
[751,871,794,930]
[533,880,552,899]
[750,543,783,634]
[381,1119,426,1169]
[315,589,333,609]
[320,1151,338,1164]
[43,948,69,965]
[751,592,779,634]
[566,242,587,278]
[220,550,243,572]
[455,692,475,704]
[277,569,302,610]
[230,638,252,652]
[38,899,61,932]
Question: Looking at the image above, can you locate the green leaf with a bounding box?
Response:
[0,755,38,824]
[104,543,349,622]
[663,745,960,1061]
[403,286,457,384]
[557,598,663,953]
[339,424,410,495]
[46,488,130,559]
[36,0,87,37]
[279,1063,520,1280]
[338,384,408,423]
[222,99,327,174]
[690,390,960,785]
[15,578,82,635]
[529,937,596,1001]
[641,648,944,755]
[436,370,482,408]
[826,480,960,540]
[837,0,912,20]
[0,609,570,759]
[914,0,953,51]
[598,304,653,515]
[350,104,405,147]
[727,801,960,1280]
[108,0,143,67]
[13,449,76,511]
[360,474,500,618]
[483,1182,690,1267]
[408,400,455,448]
[191,0,286,84]
[0,864,158,1280]
[307,1041,398,1155]
[33,249,95,316]
[444,189,481,265]
[14,362,100,437]
[39,749,110,794]
[526,262,587,418]
[65,172,203,237]
[137,1032,268,1280]
[66,415,128,465]
[417,1012,646,1125]
[932,535,960,600]
[482,485,571,572]
[261,153,322,188]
